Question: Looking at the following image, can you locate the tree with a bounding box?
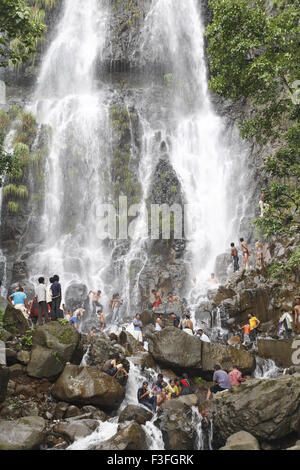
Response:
[0,0,45,67]
[206,0,300,245]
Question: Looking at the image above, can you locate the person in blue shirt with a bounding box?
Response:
[133,314,143,344]
[8,286,29,318]
[50,274,62,321]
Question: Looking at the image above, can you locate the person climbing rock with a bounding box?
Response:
[8,286,29,319]
[228,365,246,386]
[259,193,269,218]
[155,314,164,331]
[36,277,50,325]
[248,313,260,342]
[231,242,239,272]
[133,314,143,344]
[152,289,162,311]
[239,323,251,344]
[206,364,231,400]
[137,381,157,413]
[51,275,62,321]
[89,289,102,314]
[240,238,250,270]
[279,308,293,339]
[195,329,210,342]
[102,356,128,378]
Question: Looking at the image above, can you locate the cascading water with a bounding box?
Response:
[27,0,114,313]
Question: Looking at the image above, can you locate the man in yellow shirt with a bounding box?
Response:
[248,313,260,342]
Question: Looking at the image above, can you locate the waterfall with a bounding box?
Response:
[254,358,281,379]
[27,0,114,312]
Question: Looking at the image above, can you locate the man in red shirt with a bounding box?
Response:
[228,365,246,386]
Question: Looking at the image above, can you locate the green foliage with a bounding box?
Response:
[268,246,300,280]
[207,0,300,257]
[21,329,33,348]
[14,110,38,146]
[58,318,68,326]
[0,0,45,67]
[7,201,19,213]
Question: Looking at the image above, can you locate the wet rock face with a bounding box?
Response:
[93,421,148,451]
[65,283,89,312]
[52,365,126,410]
[220,431,260,451]
[257,338,295,368]
[155,400,197,450]
[53,419,99,443]
[118,404,153,425]
[212,375,300,444]
[0,416,46,450]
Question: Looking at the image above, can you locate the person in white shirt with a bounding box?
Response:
[279,308,293,339]
[36,277,49,325]
[195,329,211,342]
[155,314,164,331]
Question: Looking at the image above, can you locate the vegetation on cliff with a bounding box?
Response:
[206,0,300,276]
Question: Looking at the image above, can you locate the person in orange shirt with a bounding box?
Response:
[239,323,251,344]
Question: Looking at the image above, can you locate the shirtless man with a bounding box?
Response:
[97,309,106,333]
[293,297,300,331]
[168,292,179,303]
[89,290,101,314]
[240,238,250,270]
[231,242,239,272]
[152,289,162,311]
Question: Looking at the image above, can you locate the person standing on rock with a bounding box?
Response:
[183,314,194,335]
[89,289,102,315]
[170,312,182,329]
[8,286,29,319]
[240,238,250,270]
[155,314,164,331]
[97,308,106,333]
[137,381,157,413]
[152,289,162,311]
[255,242,264,269]
[46,277,53,320]
[279,308,293,339]
[133,314,143,344]
[248,313,260,342]
[36,277,50,326]
[206,364,231,400]
[111,293,123,320]
[293,297,300,332]
[230,243,239,272]
[50,275,62,321]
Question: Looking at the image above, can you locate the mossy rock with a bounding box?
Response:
[3,304,28,336]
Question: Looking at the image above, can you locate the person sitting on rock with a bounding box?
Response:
[152,373,167,395]
[228,365,246,387]
[89,327,98,337]
[152,289,162,311]
[180,373,192,395]
[195,329,210,342]
[157,387,168,407]
[168,292,179,303]
[206,364,231,400]
[175,378,182,396]
[8,286,29,319]
[137,381,157,413]
[248,313,260,342]
[102,355,128,378]
[170,312,182,329]
[279,308,293,339]
[183,314,194,335]
[155,314,164,331]
[166,379,179,399]
[133,314,143,344]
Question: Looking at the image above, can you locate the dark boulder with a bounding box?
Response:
[118,405,153,425]
[3,304,28,336]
